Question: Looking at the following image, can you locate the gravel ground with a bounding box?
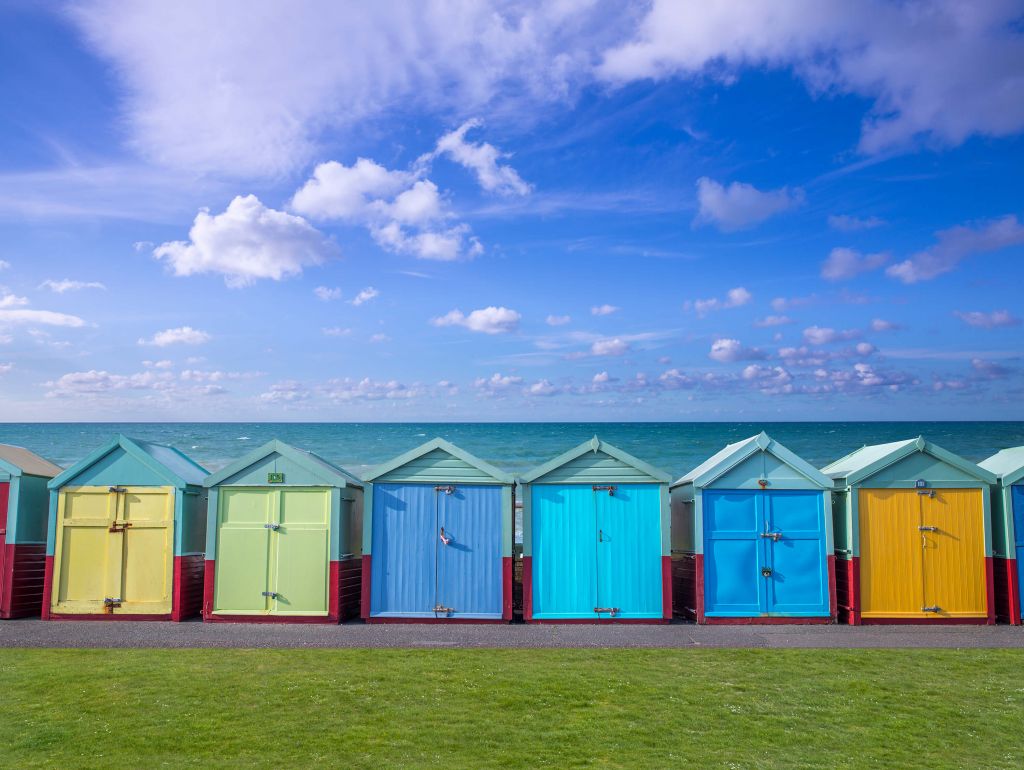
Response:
[1,618,1022,649]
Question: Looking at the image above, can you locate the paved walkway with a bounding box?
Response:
[2,618,1022,649]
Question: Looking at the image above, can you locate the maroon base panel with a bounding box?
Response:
[0,543,46,619]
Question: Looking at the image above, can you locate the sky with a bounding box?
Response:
[0,0,1023,422]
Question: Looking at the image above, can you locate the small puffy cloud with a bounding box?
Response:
[754,315,792,327]
[0,305,86,327]
[0,293,29,308]
[821,247,889,281]
[154,195,333,288]
[139,326,211,347]
[953,309,1021,329]
[0,260,9,270]
[887,215,1024,284]
[350,287,379,306]
[259,380,312,403]
[827,215,886,232]
[322,377,420,402]
[546,314,571,326]
[290,158,412,220]
[771,295,816,313]
[855,342,876,356]
[591,338,629,356]
[372,221,481,262]
[972,358,1012,379]
[40,279,106,293]
[429,119,531,196]
[694,177,802,231]
[591,304,620,316]
[322,327,352,337]
[709,338,767,363]
[871,318,900,332]
[314,286,342,301]
[369,333,391,343]
[687,286,752,317]
[803,326,861,345]
[525,378,560,397]
[474,372,523,395]
[592,371,611,384]
[432,306,521,334]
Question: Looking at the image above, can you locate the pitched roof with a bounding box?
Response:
[362,437,512,483]
[203,439,362,488]
[821,436,996,486]
[0,444,63,478]
[520,436,671,484]
[979,446,1024,486]
[49,435,208,489]
[672,431,832,489]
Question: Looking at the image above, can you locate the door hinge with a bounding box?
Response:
[922,605,941,613]
[592,485,616,495]
[916,490,936,497]
[264,523,281,530]
[760,532,782,541]
[108,486,127,494]
[918,525,939,532]
[261,591,278,598]
[103,597,122,613]
[434,485,456,495]
[433,604,455,615]
[594,607,619,616]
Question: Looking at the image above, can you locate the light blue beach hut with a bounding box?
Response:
[979,445,1024,624]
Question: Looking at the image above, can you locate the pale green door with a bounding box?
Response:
[214,488,331,616]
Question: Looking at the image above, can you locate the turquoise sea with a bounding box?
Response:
[2,422,1022,479]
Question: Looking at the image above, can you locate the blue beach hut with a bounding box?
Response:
[670,432,835,624]
[520,437,672,623]
[361,438,514,622]
[979,446,1024,625]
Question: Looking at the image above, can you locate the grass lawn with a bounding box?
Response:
[1,648,1022,768]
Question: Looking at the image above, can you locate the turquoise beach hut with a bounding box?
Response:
[979,446,1024,625]
[520,437,671,623]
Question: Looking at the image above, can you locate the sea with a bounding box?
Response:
[2,422,1022,479]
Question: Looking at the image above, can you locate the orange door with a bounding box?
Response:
[920,489,986,618]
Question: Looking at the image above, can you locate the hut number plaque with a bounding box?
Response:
[268,472,285,484]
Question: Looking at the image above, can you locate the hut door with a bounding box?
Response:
[435,485,503,618]
[273,489,330,615]
[0,483,8,611]
[530,485,598,619]
[703,491,764,616]
[214,489,274,613]
[369,484,436,617]
[762,491,829,616]
[919,489,986,618]
[117,488,174,614]
[1014,487,1024,613]
[858,490,926,618]
[593,484,663,619]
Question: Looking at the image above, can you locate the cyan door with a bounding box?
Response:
[703,490,828,617]
[436,485,502,619]
[1014,486,1024,613]
[370,483,436,617]
[531,485,598,619]
[594,484,663,619]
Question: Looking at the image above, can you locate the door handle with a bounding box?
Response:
[439,527,452,545]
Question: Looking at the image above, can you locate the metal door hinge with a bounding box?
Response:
[922,605,941,613]
[108,521,133,533]
[918,525,939,532]
[594,607,620,616]
[108,486,127,494]
[760,532,782,541]
[434,485,456,495]
[433,604,455,615]
[592,485,616,495]
[264,523,281,530]
[916,490,936,497]
[103,597,122,613]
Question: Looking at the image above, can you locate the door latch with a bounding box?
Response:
[760,532,782,541]
[922,605,941,613]
[103,597,122,613]
[108,521,133,533]
[261,591,278,598]
[434,485,456,495]
[761,567,773,578]
[594,607,620,616]
[439,527,452,545]
[108,486,127,494]
[918,525,939,532]
[592,485,616,495]
[264,523,281,530]
[916,489,936,497]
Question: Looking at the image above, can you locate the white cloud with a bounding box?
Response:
[591,338,630,356]
[870,318,900,332]
[820,247,889,281]
[694,178,802,231]
[525,378,560,397]
[803,326,860,345]
[322,326,352,337]
[0,261,9,271]
[46,369,173,395]
[39,279,107,293]
[887,215,1024,284]
[139,326,211,346]
[432,306,521,334]
[687,286,752,317]
[154,195,334,287]
[592,371,611,384]
[855,342,876,356]
[259,380,311,403]
[953,309,1021,329]
[599,1,1024,155]
[474,372,523,394]
[0,294,29,308]
[350,287,379,306]
[591,304,620,317]
[546,314,571,326]
[754,315,792,327]
[369,333,391,343]
[314,286,342,301]
[428,119,531,196]
[0,308,86,327]
[771,295,816,313]
[828,214,886,232]
[290,158,413,221]
[322,377,420,401]
[709,338,766,363]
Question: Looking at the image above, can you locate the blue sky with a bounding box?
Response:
[1,0,1023,421]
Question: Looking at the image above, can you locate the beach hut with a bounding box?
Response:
[670,432,836,624]
[823,437,997,625]
[979,446,1024,625]
[521,437,671,623]
[42,435,208,621]
[361,438,513,622]
[202,440,363,623]
[0,445,62,618]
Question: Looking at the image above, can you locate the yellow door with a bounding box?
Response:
[859,489,924,618]
[858,488,986,619]
[921,489,986,618]
[52,486,173,615]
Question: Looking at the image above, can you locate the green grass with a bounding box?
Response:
[1,649,1022,768]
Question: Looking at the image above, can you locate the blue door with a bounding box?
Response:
[595,484,663,619]
[532,484,662,619]
[703,490,828,617]
[1013,486,1024,614]
[437,485,503,619]
[370,483,436,617]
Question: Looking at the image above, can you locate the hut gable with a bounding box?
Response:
[822,437,995,488]
[48,435,208,490]
[0,444,62,479]
[204,439,361,488]
[521,437,670,485]
[672,432,832,491]
[364,438,512,485]
[980,446,1024,487]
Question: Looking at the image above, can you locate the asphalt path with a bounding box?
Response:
[1,618,1022,649]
